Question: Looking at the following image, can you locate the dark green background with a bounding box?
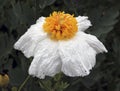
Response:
[0,0,120,91]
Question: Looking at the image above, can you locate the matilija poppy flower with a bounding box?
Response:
[14,11,107,79]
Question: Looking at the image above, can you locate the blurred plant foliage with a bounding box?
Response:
[0,0,120,91]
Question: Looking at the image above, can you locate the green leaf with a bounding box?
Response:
[112,38,120,55]
[115,82,120,91]
[39,80,52,91]
[38,0,56,9]
[88,8,119,37]
[54,73,62,81]
[0,33,14,62]
[0,0,8,11]
[9,67,28,86]
[11,1,35,25]
[63,0,78,15]
[28,83,42,91]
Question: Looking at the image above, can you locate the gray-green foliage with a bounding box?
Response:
[0,0,120,91]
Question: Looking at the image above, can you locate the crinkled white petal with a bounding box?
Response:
[14,15,107,79]
[79,32,108,53]
[29,38,62,79]
[14,17,47,58]
[36,16,45,23]
[59,32,98,77]
[76,16,92,32]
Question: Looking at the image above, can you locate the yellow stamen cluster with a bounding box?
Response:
[43,11,78,40]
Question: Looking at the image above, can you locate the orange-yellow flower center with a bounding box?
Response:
[43,11,78,40]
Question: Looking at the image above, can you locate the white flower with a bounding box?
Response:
[14,12,107,79]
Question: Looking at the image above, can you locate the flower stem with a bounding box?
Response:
[18,75,30,91]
